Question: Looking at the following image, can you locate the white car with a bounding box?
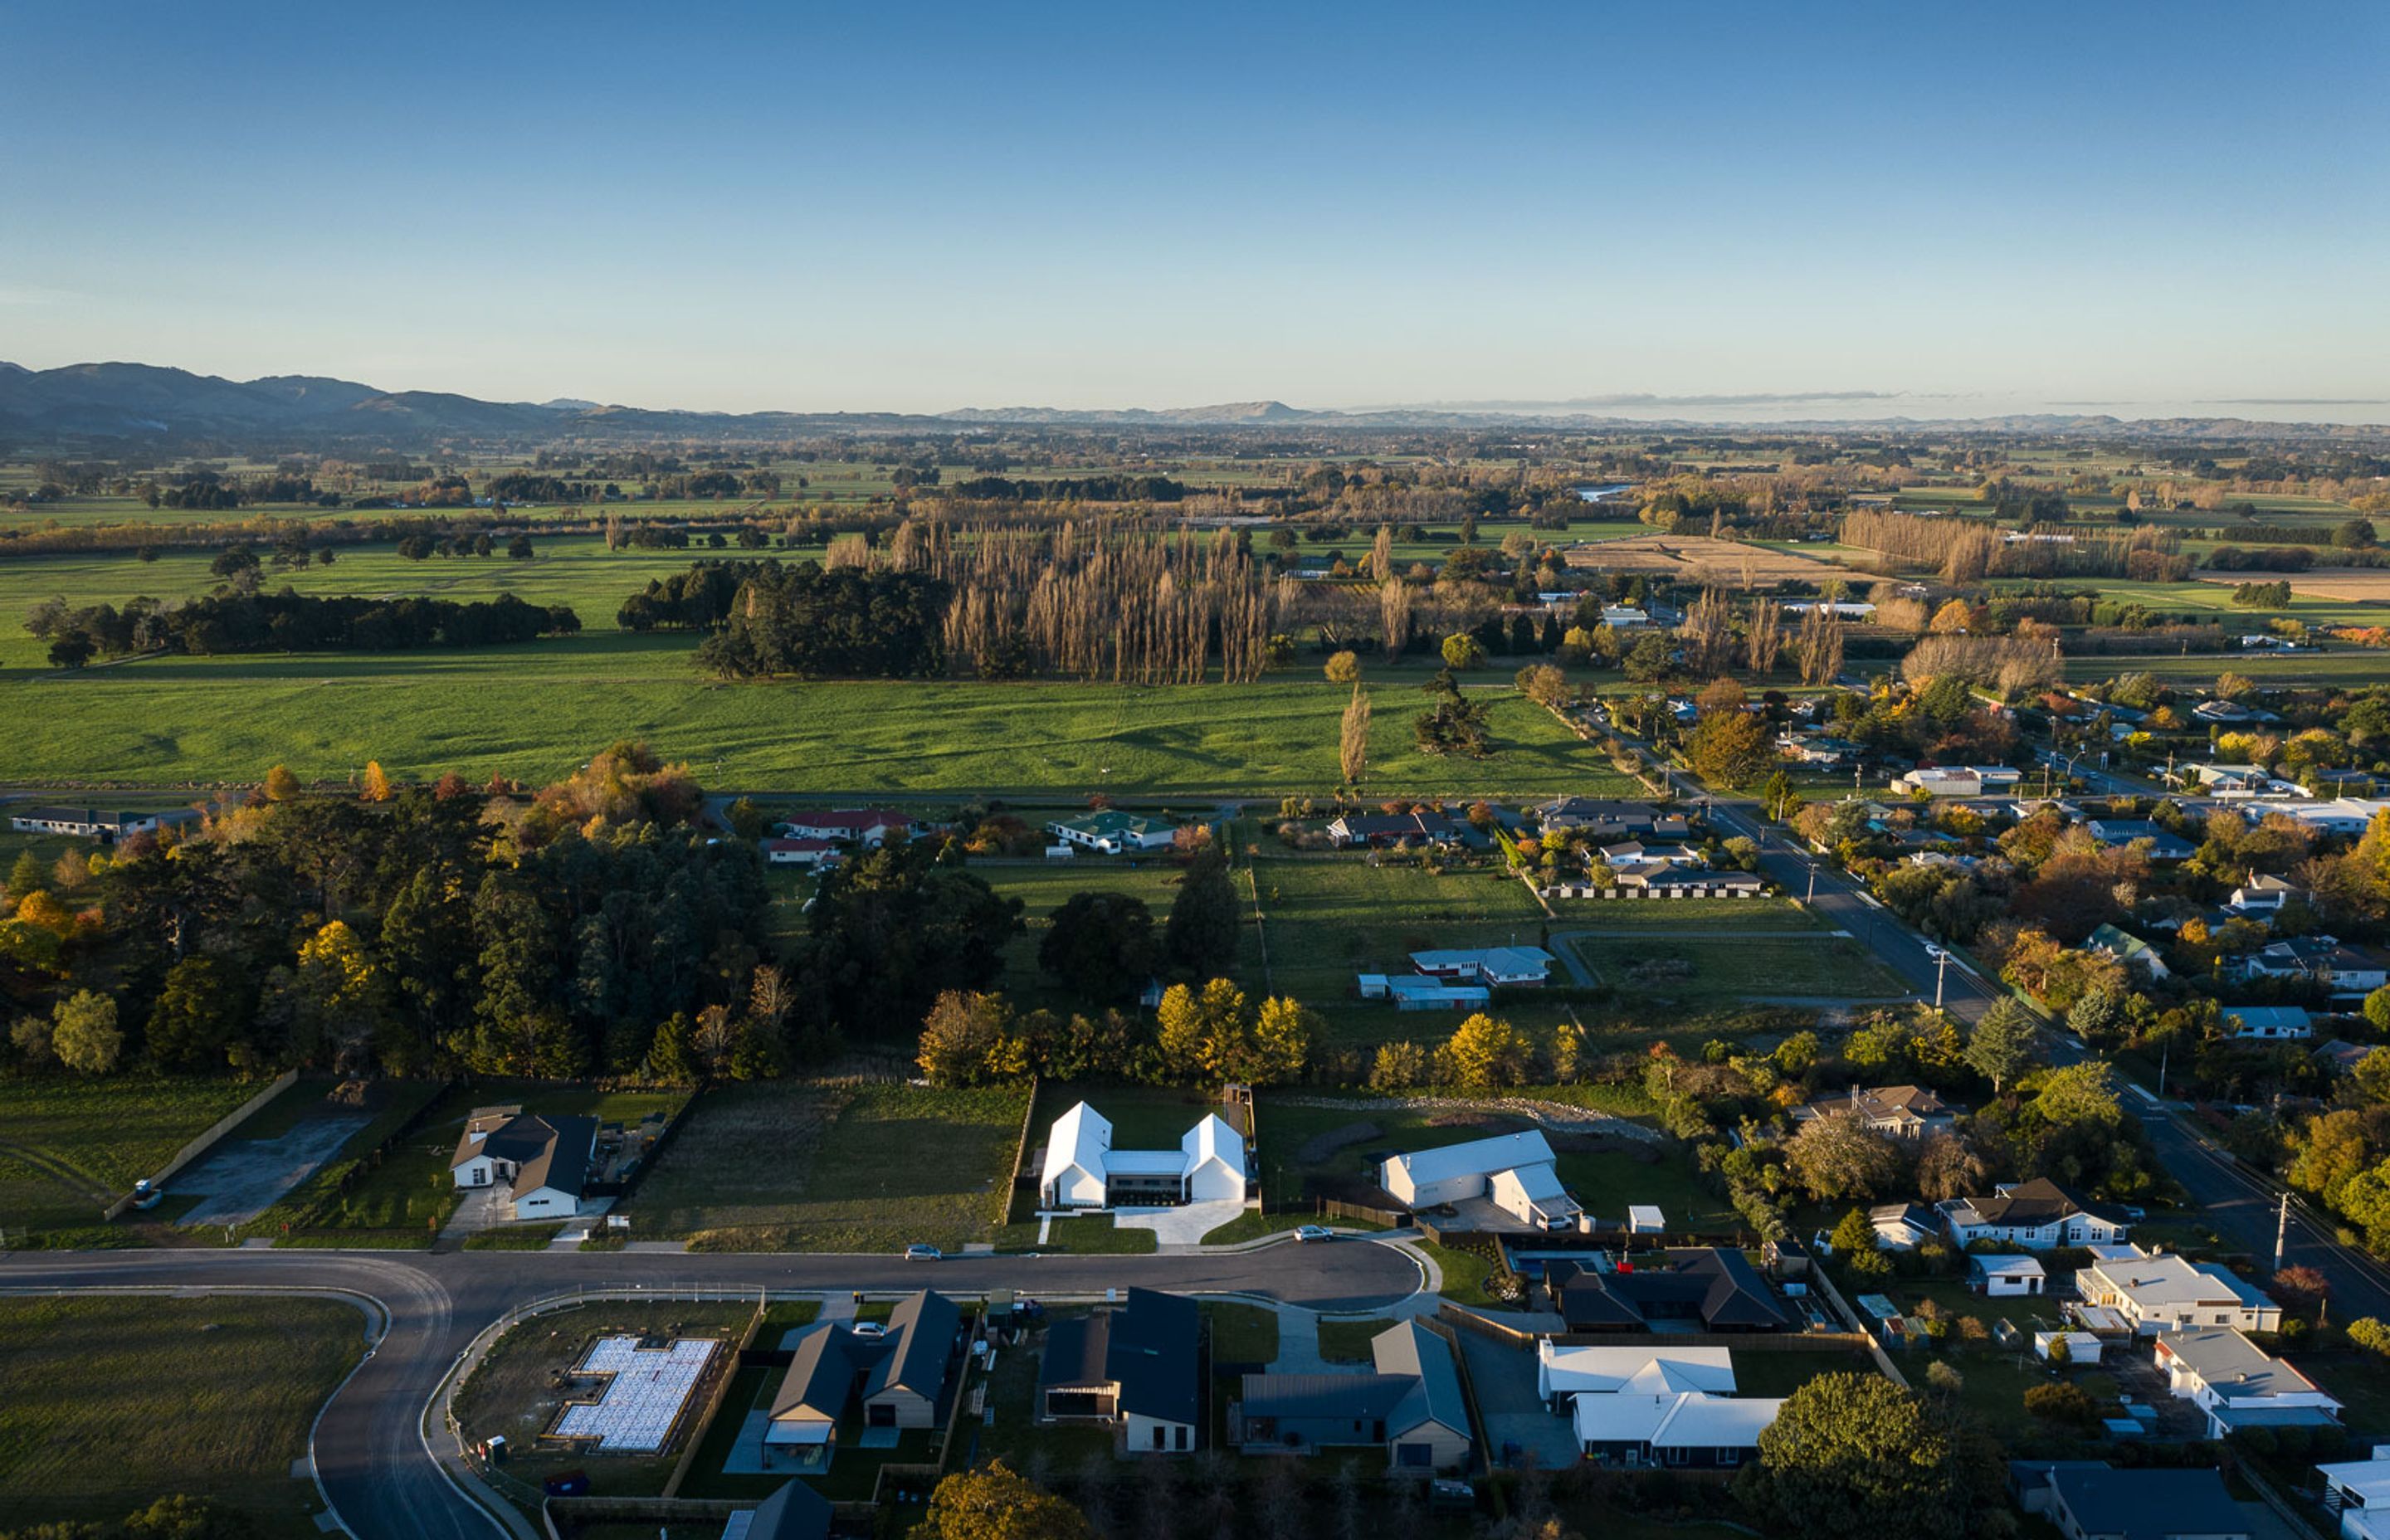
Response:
[1292,1226,1334,1244]
[850,1321,887,1339]
[904,1244,942,1262]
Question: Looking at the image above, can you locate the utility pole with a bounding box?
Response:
[1934,948,1949,1011]
[2275,1190,2290,1274]
[1805,864,1817,904]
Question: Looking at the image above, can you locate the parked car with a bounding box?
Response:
[851,1321,887,1339]
[1293,1226,1334,1244]
[905,1245,942,1262]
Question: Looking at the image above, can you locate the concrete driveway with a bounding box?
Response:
[174,1114,370,1227]
[1115,1199,1247,1247]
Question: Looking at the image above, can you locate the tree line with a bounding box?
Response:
[27,590,580,665]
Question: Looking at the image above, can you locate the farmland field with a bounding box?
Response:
[1562,532,1885,587]
[0,637,1630,795]
[1563,933,1910,1006]
[628,1079,1028,1251]
[0,1075,264,1237]
[2065,649,2390,686]
[0,1294,363,1537]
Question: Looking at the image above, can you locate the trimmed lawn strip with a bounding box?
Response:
[1422,1242,1500,1305]
[1317,1317,1395,1363]
[461,1222,567,1250]
[1202,1300,1280,1364]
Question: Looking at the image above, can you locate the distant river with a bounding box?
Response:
[1576,484,1634,503]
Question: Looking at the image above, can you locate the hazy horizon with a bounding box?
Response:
[5,2,2384,419]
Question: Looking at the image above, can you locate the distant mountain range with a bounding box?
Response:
[1,360,2381,449]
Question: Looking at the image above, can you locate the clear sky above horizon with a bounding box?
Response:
[3,1,2385,421]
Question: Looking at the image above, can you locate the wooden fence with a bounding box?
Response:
[659,1296,769,1499]
[101,1068,299,1221]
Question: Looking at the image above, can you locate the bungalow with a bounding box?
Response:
[2192,699,2259,725]
[1796,1084,1958,1141]
[1039,1289,1202,1454]
[2086,924,2170,980]
[1569,1391,1783,1469]
[2153,1327,2340,1439]
[1534,798,1688,840]
[2318,1040,2379,1076]
[2075,1248,2281,1335]
[2187,763,2295,798]
[1611,865,1767,898]
[760,836,843,870]
[1600,605,1653,629]
[2013,1464,2249,1540]
[1778,734,1863,768]
[1046,811,1180,854]
[1969,1255,2047,1297]
[2281,798,2390,838]
[1939,1178,2134,1251]
[2239,937,2390,996]
[2225,1006,2313,1042]
[1232,1320,1471,1471]
[1326,810,1462,848]
[1380,1129,1581,1230]
[2084,820,2197,863]
[2226,872,2305,914]
[777,809,915,847]
[447,1108,597,1220]
[766,1290,961,1450]
[1536,1343,1735,1408]
[1409,946,1554,986]
[1544,1250,1792,1333]
[1039,1102,1246,1210]
[1895,766,2023,798]
[1869,1202,1943,1251]
[1356,973,1490,1011]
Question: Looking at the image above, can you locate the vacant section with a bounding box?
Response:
[631,1080,1029,1253]
[0,1294,362,1538]
[0,1075,262,1235]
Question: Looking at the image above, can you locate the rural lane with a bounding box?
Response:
[0,1238,1424,1540]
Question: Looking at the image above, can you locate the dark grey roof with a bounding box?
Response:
[745,1481,832,1540]
[1548,1250,1788,1331]
[1238,1373,1414,1421]
[1966,1177,2126,1228]
[2046,1466,2246,1540]
[1372,1319,1470,1438]
[1041,1289,1199,1426]
[513,1115,598,1196]
[864,1290,958,1402]
[771,1327,857,1420]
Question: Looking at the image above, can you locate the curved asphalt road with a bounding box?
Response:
[0,1240,1422,1540]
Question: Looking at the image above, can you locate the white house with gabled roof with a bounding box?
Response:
[1038,1101,1247,1210]
[1379,1129,1582,1230]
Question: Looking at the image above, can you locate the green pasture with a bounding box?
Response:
[0,1075,264,1237]
[0,641,1632,795]
[1563,933,1910,1006]
[2065,649,2390,687]
[0,1294,360,1537]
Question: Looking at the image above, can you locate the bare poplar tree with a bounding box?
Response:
[1378,578,1411,664]
[1747,597,1783,676]
[1368,524,1393,583]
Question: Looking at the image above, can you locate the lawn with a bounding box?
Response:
[630,1079,1029,1252]
[0,636,1631,796]
[1316,1316,1395,1363]
[1422,1240,1501,1304]
[0,1075,265,1240]
[1562,933,1910,1006]
[1041,1215,1160,1255]
[1726,1348,1883,1398]
[0,1294,363,1538]
[1251,1094,1541,1207]
[1549,897,1830,933]
[1201,1300,1281,1364]
[1551,1146,1736,1231]
[982,863,1193,1008]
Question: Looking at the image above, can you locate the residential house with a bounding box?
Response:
[1536,1343,1736,1408]
[2086,924,2170,980]
[720,1482,833,1540]
[2153,1327,2341,1438]
[2074,1248,2281,1335]
[1039,1102,1246,1210]
[2316,1455,2390,1540]
[1324,809,1463,847]
[447,1108,597,1219]
[1969,1255,2047,1297]
[1534,799,1688,841]
[760,836,843,870]
[2187,763,2295,798]
[2193,700,2261,725]
[1039,1289,1202,1454]
[2280,799,2390,838]
[1568,1391,1783,1469]
[2226,872,2305,914]
[2317,1040,2378,1076]
[1046,811,1180,854]
[1796,1084,1958,1141]
[1868,1202,1943,1251]
[6,806,192,843]
[2225,1006,2313,1041]
[1379,1130,1582,1230]
[777,809,915,847]
[2085,819,2197,863]
[1544,1250,1792,1333]
[2012,1463,2249,1540]
[2240,936,2390,997]
[1608,865,1766,897]
[1600,605,1652,629]
[1778,734,1862,768]
[1895,766,2024,797]
[764,1289,961,1451]
[1409,946,1555,986]
[1232,1320,1471,1471]
[1355,973,1490,1011]
[1939,1178,2134,1250]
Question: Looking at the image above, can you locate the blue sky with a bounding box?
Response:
[3,1,2385,418]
